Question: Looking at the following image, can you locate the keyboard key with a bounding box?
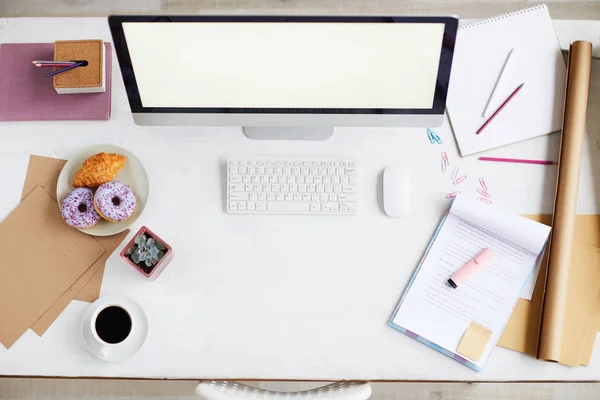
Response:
[239,160,247,166]
[325,185,333,193]
[239,166,248,174]
[230,184,244,192]
[307,184,316,193]
[293,194,302,202]
[338,194,357,202]
[247,202,256,211]
[229,160,238,165]
[257,166,265,174]
[259,193,267,201]
[268,202,310,212]
[343,185,356,193]
[278,175,287,183]
[329,194,338,202]
[248,166,256,174]
[230,175,242,183]
[243,175,251,183]
[230,166,239,174]
[323,176,331,184]
[272,184,281,192]
[252,175,260,183]
[230,193,249,201]
[257,161,265,166]
[297,176,305,184]
[349,176,357,184]
[267,193,276,201]
[349,161,357,167]
[320,194,329,202]
[229,201,238,211]
[302,194,311,202]
[311,194,319,201]
[281,184,289,192]
[245,184,253,191]
[256,202,267,211]
[262,184,271,192]
[334,185,342,193]
[345,168,356,175]
[285,193,294,201]
[329,202,339,212]
[299,184,307,193]
[260,175,269,183]
[248,160,256,166]
[305,176,314,184]
[310,203,321,212]
[289,184,298,192]
[269,175,277,183]
[249,193,258,201]
[276,193,285,201]
[238,202,247,211]
[316,185,325,193]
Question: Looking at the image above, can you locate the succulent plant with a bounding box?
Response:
[126,233,166,267]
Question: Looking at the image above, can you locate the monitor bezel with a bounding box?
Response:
[108,15,458,116]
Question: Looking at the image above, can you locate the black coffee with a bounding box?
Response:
[94,306,132,344]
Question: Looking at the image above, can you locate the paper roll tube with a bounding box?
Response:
[538,41,592,361]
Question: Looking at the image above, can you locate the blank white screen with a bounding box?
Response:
[123,22,444,109]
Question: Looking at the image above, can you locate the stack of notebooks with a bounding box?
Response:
[0,156,128,349]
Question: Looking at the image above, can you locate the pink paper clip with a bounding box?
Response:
[451,166,459,180]
[453,175,467,185]
[478,197,492,204]
[479,177,488,192]
[446,191,460,199]
[442,152,449,165]
[477,189,491,198]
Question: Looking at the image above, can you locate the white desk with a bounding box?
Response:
[0,18,600,381]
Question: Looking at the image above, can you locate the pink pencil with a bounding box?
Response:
[479,156,557,165]
[476,83,524,135]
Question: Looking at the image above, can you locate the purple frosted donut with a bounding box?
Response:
[61,188,101,229]
[94,181,137,222]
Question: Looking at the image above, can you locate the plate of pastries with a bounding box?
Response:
[56,145,149,236]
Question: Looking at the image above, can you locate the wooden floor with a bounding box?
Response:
[0,0,599,19]
[1,0,600,398]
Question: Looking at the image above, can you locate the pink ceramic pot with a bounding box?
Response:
[120,226,174,281]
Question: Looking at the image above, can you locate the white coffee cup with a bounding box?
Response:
[82,296,148,362]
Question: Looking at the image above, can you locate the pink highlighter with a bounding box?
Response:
[448,248,494,289]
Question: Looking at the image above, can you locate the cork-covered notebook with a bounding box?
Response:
[54,40,105,93]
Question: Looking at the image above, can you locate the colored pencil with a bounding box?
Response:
[35,63,77,68]
[32,60,76,64]
[43,61,85,78]
[478,157,557,165]
[476,83,524,135]
[482,49,514,118]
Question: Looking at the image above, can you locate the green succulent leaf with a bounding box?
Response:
[135,234,147,245]
[155,241,166,251]
[131,252,140,264]
[156,250,165,260]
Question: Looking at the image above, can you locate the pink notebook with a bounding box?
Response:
[0,43,112,121]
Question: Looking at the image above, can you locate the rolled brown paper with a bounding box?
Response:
[538,41,592,361]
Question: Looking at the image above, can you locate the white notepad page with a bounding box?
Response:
[446,5,567,156]
[391,196,551,369]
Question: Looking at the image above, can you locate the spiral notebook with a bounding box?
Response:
[446,5,567,156]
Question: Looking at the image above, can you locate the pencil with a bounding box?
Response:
[43,61,85,78]
[482,49,514,118]
[478,157,557,165]
[35,63,77,68]
[476,83,524,135]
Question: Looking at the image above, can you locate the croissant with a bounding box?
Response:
[72,152,126,188]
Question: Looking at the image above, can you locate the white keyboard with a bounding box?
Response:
[227,158,358,214]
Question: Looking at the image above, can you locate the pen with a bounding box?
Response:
[476,83,524,135]
[448,248,494,289]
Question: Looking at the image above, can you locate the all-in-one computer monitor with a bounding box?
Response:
[109,16,458,140]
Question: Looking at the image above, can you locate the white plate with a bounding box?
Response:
[81,295,149,363]
[57,144,149,236]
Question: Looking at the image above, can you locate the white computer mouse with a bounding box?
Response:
[383,166,411,218]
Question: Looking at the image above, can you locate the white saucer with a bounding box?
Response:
[81,295,149,362]
[56,144,150,236]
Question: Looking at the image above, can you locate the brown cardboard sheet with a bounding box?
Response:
[457,322,492,362]
[31,230,128,336]
[22,155,112,305]
[539,41,593,362]
[499,216,600,367]
[0,186,105,348]
[580,290,600,366]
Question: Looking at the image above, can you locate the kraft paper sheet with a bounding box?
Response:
[539,41,593,362]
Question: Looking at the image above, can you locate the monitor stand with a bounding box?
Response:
[243,127,334,140]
